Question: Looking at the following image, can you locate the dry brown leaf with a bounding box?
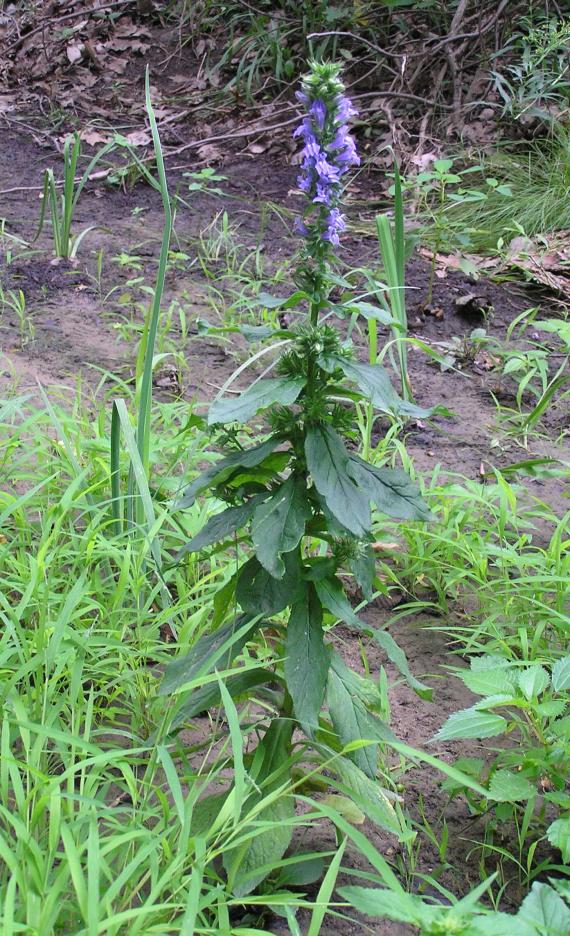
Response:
[196,142,223,163]
[81,129,110,146]
[124,129,151,147]
[66,43,83,64]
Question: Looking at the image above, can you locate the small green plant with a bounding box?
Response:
[34,133,114,259]
[0,286,33,347]
[340,877,570,935]
[374,159,411,401]
[491,17,570,122]
[399,158,512,297]
[436,655,570,882]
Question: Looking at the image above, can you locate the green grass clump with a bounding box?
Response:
[449,128,570,248]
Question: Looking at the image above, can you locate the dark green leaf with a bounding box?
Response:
[208,377,305,426]
[327,654,397,779]
[176,437,283,509]
[305,425,370,537]
[170,667,275,728]
[256,289,308,309]
[348,456,432,521]
[236,553,304,616]
[315,574,361,628]
[323,356,434,420]
[252,475,311,578]
[240,324,289,342]
[315,576,432,699]
[223,718,294,896]
[274,856,327,887]
[176,499,261,558]
[302,557,338,581]
[331,756,404,836]
[160,615,260,695]
[349,546,376,599]
[285,586,330,734]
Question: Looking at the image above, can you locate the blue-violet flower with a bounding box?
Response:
[294,62,359,249]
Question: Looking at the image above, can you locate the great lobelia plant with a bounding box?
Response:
[161,62,434,895]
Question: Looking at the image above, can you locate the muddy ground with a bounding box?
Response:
[1,116,568,934]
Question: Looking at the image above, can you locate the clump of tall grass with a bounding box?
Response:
[448,126,570,249]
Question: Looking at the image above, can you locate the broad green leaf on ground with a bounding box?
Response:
[547,816,570,862]
[237,553,304,616]
[176,437,283,508]
[331,756,404,838]
[488,769,535,802]
[208,377,305,425]
[347,456,432,521]
[252,475,311,578]
[285,587,330,733]
[433,707,507,742]
[160,615,260,695]
[552,655,570,691]
[320,356,434,419]
[176,498,262,558]
[327,654,396,779]
[305,425,371,537]
[316,577,432,699]
[517,882,570,936]
[518,665,550,700]
[171,667,275,727]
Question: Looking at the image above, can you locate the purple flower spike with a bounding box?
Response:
[309,98,327,130]
[293,64,358,249]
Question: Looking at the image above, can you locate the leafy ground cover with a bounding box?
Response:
[0,3,569,935]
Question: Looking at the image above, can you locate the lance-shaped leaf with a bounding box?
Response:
[237,552,304,616]
[176,497,263,558]
[176,437,284,509]
[252,475,311,578]
[320,355,433,419]
[223,718,295,896]
[330,755,404,837]
[348,455,432,521]
[432,707,508,742]
[348,545,376,599]
[170,666,275,728]
[255,289,309,309]
[327,653,397,779]
[305,424,370,537]
[285,586,330,734]
[160,614,260,695]
[208,377,305,426]
[315,575,432,700]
